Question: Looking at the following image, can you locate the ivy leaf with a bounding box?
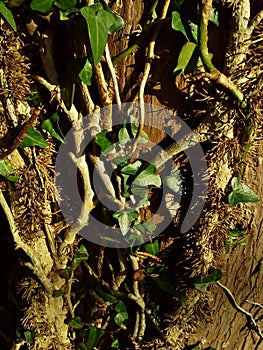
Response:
[121,160,141,175]
[54,0,76,10]
[171,11,189,41]
[81,5,108,65]
[228,177,259,206]
[164,168,182,194]
[95,287,116,303]
[193,268,222,291]
[173,42,199,75]
[113,155,130,167]
[133,164,161,188]
[72,244,89,269]
[30,0,53,13]
[0,1,17,31]
[68,317,84,330]
[0,160,19,181]
[228,229,244,237]
[143,222,156,231]
[209,7,219,26]
[42,119,64,142]
[144,240,159,256]
[78,58,93,86]
[99,0,125,34]
[113,209,139,236]
[114,301,128,326]
[19,126,49,148]
[111,339,120,349]
[118,126,130,145]
[95,130,113,155]
[86,325,104,350]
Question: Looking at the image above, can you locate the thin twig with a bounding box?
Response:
[246,300,263,310]
[217,281,263,339]
[0,189,54,294]
[105,43,121,110]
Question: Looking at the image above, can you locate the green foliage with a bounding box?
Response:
[52,288,64,297]
[113,209,139,236]
[171,11,189,41]
[78,58,93,86]
[228,177,259,206]
[193,268,222,291]
[16,328,38,344]
[121,160,142,175]
[42,119,64,142]
[72,244,89,269]
[0,160,19,181]
[225,229,246,253]
[95,130,114,155]
[95,287,116,303]
[0,1,17,31]
[132,164,161,188]
[111,339,120,349]
[78,325,104,350]
[173,42,199,75]
[114,301,129,326]
[54,0,76,10]
[68,317,84,330]
[30,0,53,13]
[164,168,182,194]
[144,240,159,256]
[19,126,49,148]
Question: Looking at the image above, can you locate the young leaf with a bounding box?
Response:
[18,126,49,148]
[171,11,189,41]
[68,317,84,330]
[95,130,113,155]
[228,177,259,206]
[121,160,142,175]
[80,5,108,65]
[173,42,199,75]
[118,126,130,145]
[144,240,159,256]
[79,58,93,86]
[111,339,120,349]
[0,160,19,181]
[133,164,161,188]
[114,301,128,326]
[72,244,89,269]
[228,229,244,237]
[164,168,182,194]
[193,268,222,291]
[30,0,53,13]
[42,119,64,142]
[54,0,76,10]
[86,325,104,350]
[113,209,139,236]
[0,1,17,31]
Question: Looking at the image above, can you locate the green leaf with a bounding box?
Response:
[78,58,93,86]
[118,126,130,145]
[133,164,161,188]
[78,343,88,350]
[95,287,116,303]
[143,222,156,231]
[173,42,199,75]
[86,325,104,350]
[0,1,17,31]
[144,240,159,256]
[0,160,19,181]
[68,317,84,330]
[121,160,141,175]
[234,238,246,247]
[228,177,259,206]
[113,209,139,236]
[171,11,189,40]
[58,268,72,279]
[138,131,149,144]
[24,330,37,344]
[95,130,113,155]
[191,347,200,350]
[209,7,219,26]
[30,0,53,13]
[111,339,120,349]
[193,268,222,291]
[228,229,244,237]
[113,155,130,167]
[54,0,76,10]
[72,244,89,269]
[52,289,64,297]
[164,168,182,194]
[42,119,64,142]
[99,0,125,34]
[18,126,49,149]
[114,301,128,326]
[80,5,108,65]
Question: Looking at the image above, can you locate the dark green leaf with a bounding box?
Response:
[113,209,139,236]
[209,7,219,26]
[113,155,130,167]
[42,119,64,142]
[228,229,244,237]
[133,164,161,188]
[173,42,199,75]
[68,317,84,330]
[144,240,159,256]
[30,0,53,13]
[171,11,189,40]
[19,126,49,148]
[78,58,93,86]
[72,244,89,269]
[24,330,37,344]
[228,177,259,206]
[111,339,120,349]
[191,347,200,350]
[15,328,23,339]
[95,130,113,155]
[80,5,108,65]
[54,0,76,10]
[58,268,72,279]
[118,127,130,145]
[86,325,104,350]
[0,1,17,31]
[114,302,128,326]
[164,168,182,194]
[53,289,64,297]
[193,268,222,291]
[0,160,19,181]
[99,0,125,34]
[78,343,88,350]
[121,160,141,175]
[114,300,127,313]
[95,287,116,303]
